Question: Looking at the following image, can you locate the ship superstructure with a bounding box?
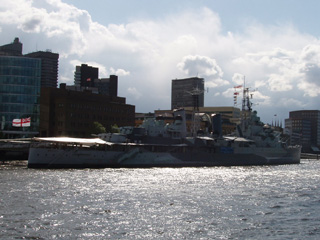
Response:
[28,108,301,168]
[28,77,301,168]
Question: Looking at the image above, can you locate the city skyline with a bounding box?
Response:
[1,0,320,124]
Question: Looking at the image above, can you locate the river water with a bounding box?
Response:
[1,160,320,239]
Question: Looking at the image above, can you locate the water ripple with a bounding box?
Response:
[1,160,320,239]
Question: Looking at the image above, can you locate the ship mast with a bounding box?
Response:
[233,77,245,128]
[242,76,246,112]
[186,86,204,137]
[241,76,253,130]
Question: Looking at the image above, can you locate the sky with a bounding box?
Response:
[1,0,320,124]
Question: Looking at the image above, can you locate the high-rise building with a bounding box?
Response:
[171,77,204,110]
[25,50,59,88]
[0,37,22,56]
[74,64,98,88]
[94,75,118,97]
[0,37,59,138]
[0,55,41,138]
[285,110,320,152]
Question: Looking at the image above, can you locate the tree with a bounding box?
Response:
[91,121,106,135]
[111,124,120,133]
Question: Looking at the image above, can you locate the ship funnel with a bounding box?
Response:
[211,114,222,137]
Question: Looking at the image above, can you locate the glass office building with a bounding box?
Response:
[0,56,41,138]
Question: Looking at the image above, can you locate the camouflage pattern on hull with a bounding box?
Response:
[28,144,301,168]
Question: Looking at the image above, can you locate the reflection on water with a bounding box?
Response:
[1,160,320,239]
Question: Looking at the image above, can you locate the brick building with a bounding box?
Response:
[39,84,135,137]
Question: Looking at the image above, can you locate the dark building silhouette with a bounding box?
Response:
[0,37,22,56]
[171,77,205,110]
[39,84,135,137]
[74,64,118,96]
[94,75,118,97]
[25,50,59,88]
[285,110,320,152]
[74,64,98,88]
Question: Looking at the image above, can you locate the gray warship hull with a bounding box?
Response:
[28,143,301,168]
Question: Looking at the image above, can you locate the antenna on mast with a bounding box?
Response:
[186,86,205,137]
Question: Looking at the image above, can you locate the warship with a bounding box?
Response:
[28,87,301,168]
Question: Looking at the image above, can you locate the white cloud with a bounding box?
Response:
[279,98,306,108]
[177,55,229,88]
[177,55,223,77]
[232,73,245,85]
[250,91,271,106]
[301,44,320,62]
[109,68,130,77]
[222,88,236,98]
[267,74,293,92]
[297,81,320,97]
[127,87,142,100]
